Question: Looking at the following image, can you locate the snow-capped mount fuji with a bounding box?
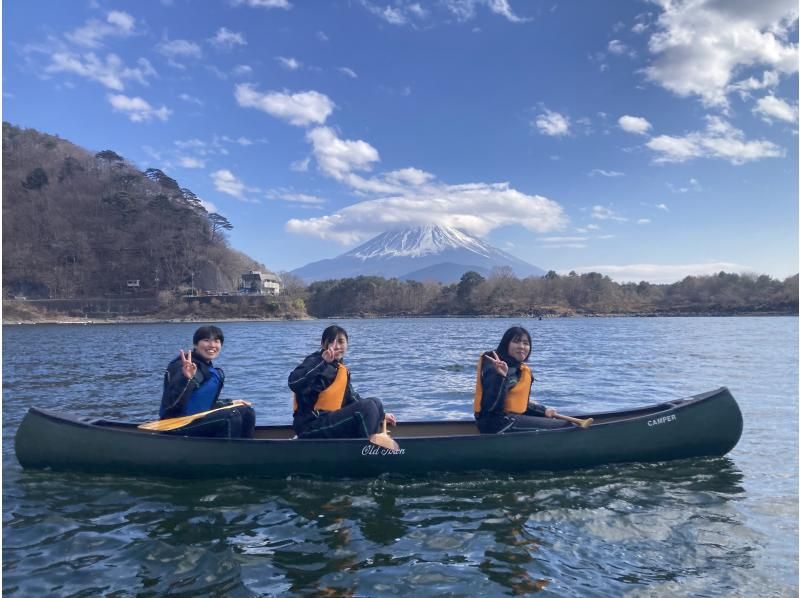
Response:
[290,224,546,283]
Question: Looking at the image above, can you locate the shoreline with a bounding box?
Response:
[3,311,796,326]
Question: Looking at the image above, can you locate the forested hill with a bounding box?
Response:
[2,122,264,299]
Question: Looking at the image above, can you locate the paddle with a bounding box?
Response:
[138,400,248,432]
[554,413,593,428]
[369,418,399,451]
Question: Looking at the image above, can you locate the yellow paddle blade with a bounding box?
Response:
[138,400,247,432]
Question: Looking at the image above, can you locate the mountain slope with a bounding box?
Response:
[291,224,545,283]
[2,122,264,298]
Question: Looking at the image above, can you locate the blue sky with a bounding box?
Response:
[3,0,798,283]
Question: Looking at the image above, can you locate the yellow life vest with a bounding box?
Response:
[293,362,349,413]
[473,355,532,415]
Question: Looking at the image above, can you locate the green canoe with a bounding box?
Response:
[14,387,743,479]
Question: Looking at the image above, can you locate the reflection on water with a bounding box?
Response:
[4,457,752,596]
[3,317,798,595]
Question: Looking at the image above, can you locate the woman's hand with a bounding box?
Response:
[321,344,336,363]
[544,407,557,418]
[180,349,197,380]
[385,413,397,426]
[486,351,509,377]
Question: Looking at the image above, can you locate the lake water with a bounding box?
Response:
[3,317,798,596]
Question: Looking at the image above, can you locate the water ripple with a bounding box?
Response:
[3,317,798,596]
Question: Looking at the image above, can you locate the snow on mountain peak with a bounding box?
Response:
[346,224,492,260]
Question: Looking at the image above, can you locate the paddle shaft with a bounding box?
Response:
[554,413,593,428]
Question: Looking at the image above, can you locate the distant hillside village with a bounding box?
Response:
[2,122,797,322]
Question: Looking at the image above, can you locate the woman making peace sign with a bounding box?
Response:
[159,325,255,438]
[474,326,568,434]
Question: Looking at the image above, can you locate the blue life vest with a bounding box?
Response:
[182,366,222,416]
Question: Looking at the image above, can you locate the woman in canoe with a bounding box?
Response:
[289,325,396,443]
[474,325,569,434]
[159,325,255,438]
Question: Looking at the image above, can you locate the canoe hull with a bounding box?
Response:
[14,387,743,478]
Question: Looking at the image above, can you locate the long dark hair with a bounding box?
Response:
[495,326,532,362]
[321,324,348,348]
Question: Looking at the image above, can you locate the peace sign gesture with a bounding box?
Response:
[486,351,509,377]
[321,343,337,363]
[180,349,197,380]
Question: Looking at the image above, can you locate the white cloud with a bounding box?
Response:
[753,94,799,123]
[656,203,669,211]
[174,138,207,150]
[291,157,310,172]
[233,0,292,7]
[107,11,136,31]
[441,0,528,23]
[179,93,203,105]
[729,70,781,97]
[646,115,784,164]
[210,27,247,49]
[108,94,171,122]
[286,182,567,244]
[233,64,253,77]
[65,11,136,48]
[307,126,381,181]
[266,188,326,204]
[637,218,651,224]
[212,169,248,198]
[200,199,219,213]
[338,66,358,78]
[383,167,435,186]
[157,39,202,61]
[46,53,156,91]
[230,136,254,146]
[540,236,588,243]
[666,178,702,193]
[567,261,750,284]
[368,4,409,25]
[589,169,625,177]
[618,114,652,135]
[178,156,205,168]
[486,0,529,23]
[644,0,798,107]
[591,205,627,221]
[608,39,634,56]
[535,109,570,136]
[235,84,334,126]
[277,56,302,70]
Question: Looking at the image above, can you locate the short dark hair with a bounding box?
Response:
[496,326,531,361]
[321,324,348,347]
[193,325,224,345]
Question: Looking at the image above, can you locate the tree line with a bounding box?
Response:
[289,269,799,318]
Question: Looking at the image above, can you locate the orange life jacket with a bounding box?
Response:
[473,355,532,415]
[293,362,349,413]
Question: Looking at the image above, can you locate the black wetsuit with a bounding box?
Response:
[475,352,568,433]
[289,350,386,439]
[159,350,255,438]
